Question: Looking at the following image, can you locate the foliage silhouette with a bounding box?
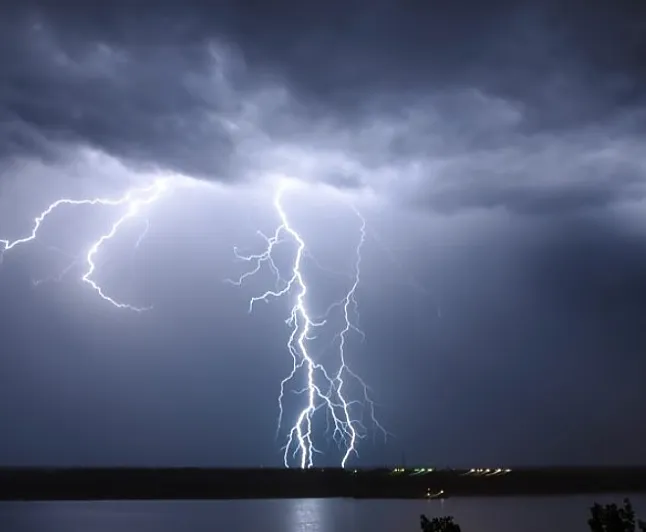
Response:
[420,514,462,532]
[418,499,646,532]
[588,499,646,532]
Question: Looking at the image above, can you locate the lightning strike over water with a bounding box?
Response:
[228,182,387,468]
[0,178,172,311]
[2,172,387,468]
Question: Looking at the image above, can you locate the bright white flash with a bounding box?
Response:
[1,174,386,468]
[228,182,387,468]
[0,178,172,311]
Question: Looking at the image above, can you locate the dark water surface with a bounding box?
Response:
[1,495,645,532]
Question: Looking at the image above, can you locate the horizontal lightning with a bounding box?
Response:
[0,178,172,311]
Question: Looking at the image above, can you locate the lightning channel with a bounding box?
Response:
[0,178,172,311]
[334,206,388,467]
[228,181,386,468]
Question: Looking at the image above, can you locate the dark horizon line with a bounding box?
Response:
[2,464,646,470]
[4,466,646,500]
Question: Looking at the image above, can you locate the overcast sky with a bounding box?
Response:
[0,0,645,468]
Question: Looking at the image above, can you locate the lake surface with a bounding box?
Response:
[1,495,645,532]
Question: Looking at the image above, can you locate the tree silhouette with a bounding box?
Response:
[417,499,646,531]
[588,498,646,532]
[420,514,462,532]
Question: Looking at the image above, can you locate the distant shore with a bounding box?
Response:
[2,467,646,501]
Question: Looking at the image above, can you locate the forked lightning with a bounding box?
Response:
[228,181,386,468]
[0,178,172,311]
[1,175,386,468]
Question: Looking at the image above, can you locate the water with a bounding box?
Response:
[1,495,645,532]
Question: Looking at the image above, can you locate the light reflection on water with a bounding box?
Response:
[0,495,645,532]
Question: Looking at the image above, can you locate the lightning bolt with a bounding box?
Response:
[332,205,388,467]
[0,178,172,311]
[2,172,386,467]
[228,181,387,468]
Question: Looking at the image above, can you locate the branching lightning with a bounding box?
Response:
[1,172,387,468]
[0,178,172,311]
[228,181,387,468]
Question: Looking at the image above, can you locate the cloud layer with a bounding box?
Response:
[1,1,645,216]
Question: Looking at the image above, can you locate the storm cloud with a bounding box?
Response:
[1,1,645,214]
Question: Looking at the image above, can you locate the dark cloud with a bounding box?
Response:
[415,134,646,215]
[0,1,644,215]
[0,14,239,178]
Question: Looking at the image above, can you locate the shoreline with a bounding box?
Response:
[2,467,646,501]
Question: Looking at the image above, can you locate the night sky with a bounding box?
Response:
[1,1,645,468]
